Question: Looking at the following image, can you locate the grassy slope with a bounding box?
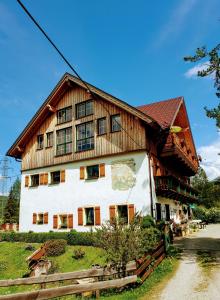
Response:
[0,242,105,295]
[0,242,179,299]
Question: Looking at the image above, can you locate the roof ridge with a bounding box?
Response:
[137,96,183,108]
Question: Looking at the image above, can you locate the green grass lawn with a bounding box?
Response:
[0,241,106,296]
[0,242,179,299]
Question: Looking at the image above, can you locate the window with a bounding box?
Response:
[31,174,39,187]
[56,127,72,155]
[37,134,44,150]
[57,106,72,124]
[117,205,128,224]
[87,165,99,179]
[85,207,94,225]
[76,100,93,119]
[51,171,60,184]
[111,114,121,132]
[46,132,53,148]
[156,203,162,221]
[59,215,67,229]
[37,213,44,225]
[97,117,107,135]
[76,121,94,152]
[165,204,170,221]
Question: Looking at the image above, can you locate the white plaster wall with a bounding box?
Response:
[19,151,153,232]
[156,196,190,222]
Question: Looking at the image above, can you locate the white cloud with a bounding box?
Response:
[198,135,220,180]
[154,0,198,48]
[184,62,210,79]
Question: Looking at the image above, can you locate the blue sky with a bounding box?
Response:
[0,0,220,186]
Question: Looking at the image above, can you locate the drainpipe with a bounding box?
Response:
[148,152,154,218]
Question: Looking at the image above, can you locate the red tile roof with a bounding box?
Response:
[136,97,183,129]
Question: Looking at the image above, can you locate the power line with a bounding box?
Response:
[16,0,146,150]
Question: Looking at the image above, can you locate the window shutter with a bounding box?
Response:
[109,205,116,223]
[60,170,65,182]
[33,213,37,224]
[80,167,85,180]
[40,174,44,185]
[78,208,83,225]
[44,173,48,185]
[53,215,58,229]
[44,212,48,224]
[25,176,29,187]
[68,214,73,229]
[95,207,101,225]
[99,164,105,177]
[128,204,135,223]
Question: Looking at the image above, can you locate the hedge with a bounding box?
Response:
[0,230,96,246]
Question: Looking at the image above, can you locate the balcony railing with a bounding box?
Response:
[160,133,199,176]
[154,175,198,202]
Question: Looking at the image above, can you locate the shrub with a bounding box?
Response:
[141,215,155,229]
[193,206,220,223]
[72,248,85,259]
[47,261,60,274]
[0,231,96,246]
[44,239,67,256]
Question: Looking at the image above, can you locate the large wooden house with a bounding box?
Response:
[7,73,199,232]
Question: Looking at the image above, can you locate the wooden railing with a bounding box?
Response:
[155,175,198,200]
[0,242,166,300]
[163,133,198,172]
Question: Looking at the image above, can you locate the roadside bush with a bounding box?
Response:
[141,227,161,252]
[72,248,85,259]
[193,206,220,223]
[44,239,67,256]
[0,231,96,246]
[141,215,155,228]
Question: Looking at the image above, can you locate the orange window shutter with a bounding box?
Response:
[80,167,85,180]
[95,207,101,225]
[44,212,48,224]
[33,213,37,224]
[40,174,44,185]
[44,173,48,185]
[99,164,105,177]
[60,170,65,182]
[68,214,73,229]
[25,176,29,187]
[78,208,83,225]
[128,204,135,223]
[109,205,116,223]
[53,215,58,229]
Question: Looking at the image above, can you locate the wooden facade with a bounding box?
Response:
[21,86,147,171]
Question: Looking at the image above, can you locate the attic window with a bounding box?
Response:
[76,100,93,119]
[37,135,44,150]
[57,106,72,124]
[111,114,121,132]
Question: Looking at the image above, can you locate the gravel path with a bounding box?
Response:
[159,224,220,300]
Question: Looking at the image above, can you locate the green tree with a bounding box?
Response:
[3,178,21,224]
[191,168,220,208]
[184,44,220,127]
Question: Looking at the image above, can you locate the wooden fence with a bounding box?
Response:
[0,241,165,300]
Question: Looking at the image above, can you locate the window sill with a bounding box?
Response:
[55,152,72,157]
[75,148,94,153]
[75,113,94,120]
[45,146,53,149]
[97,133,107,137]
[36,148,43,151]
[29,185,39,188]
[86,177,99,181]
[56,120,72,126]
[49,182,60,186]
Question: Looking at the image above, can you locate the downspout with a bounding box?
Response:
[148,148,154,218]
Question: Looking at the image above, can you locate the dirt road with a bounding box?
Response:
[159,224,220,300]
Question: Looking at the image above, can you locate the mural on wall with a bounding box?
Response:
[111,159,136,191]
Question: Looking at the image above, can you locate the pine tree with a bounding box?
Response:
[3,178,21,224]
[184,44,220,127]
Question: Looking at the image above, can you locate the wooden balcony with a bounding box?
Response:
[160,133,199,176]
[154,175,198,203]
